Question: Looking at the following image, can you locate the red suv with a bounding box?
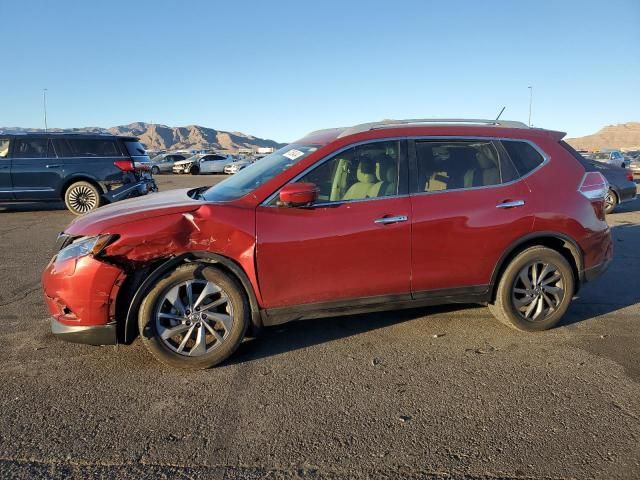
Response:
[42,119,613,369]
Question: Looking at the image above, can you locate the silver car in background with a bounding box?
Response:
[149,153,188,174]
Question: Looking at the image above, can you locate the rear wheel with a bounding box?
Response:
[604,189,618,214]
[64,181,102,215]
[138,264,249,369]
[488,246,574,332]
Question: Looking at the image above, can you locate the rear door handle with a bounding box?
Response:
[374,215,408,225]
[46,164,61,168]
[496,200,525,209]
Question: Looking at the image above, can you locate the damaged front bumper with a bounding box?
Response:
[42,254,125,345]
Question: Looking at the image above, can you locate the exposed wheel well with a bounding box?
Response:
[117,253,261,344]
[490,235,582,302]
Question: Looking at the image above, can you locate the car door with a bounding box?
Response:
[0,137,12,199]
[409,138,535,297]
[255,139,411,310]
[11,136,62,200]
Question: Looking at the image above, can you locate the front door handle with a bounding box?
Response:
[496,200,525,209]
[374,215,408,225]
[0,165,9,169]
[46,164,61,168]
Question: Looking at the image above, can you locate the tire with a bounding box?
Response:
[138,264,249,369]
[64,181,103,215]
[151,166,160,175]
[190,165,200,175]
[488,246,575,332]
[604,189,618,214]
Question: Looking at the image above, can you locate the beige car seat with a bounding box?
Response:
[368,161,398,197]
[463,151,500,187]
[343,158,377,200]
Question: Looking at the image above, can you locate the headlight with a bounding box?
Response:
[56,235,118,263]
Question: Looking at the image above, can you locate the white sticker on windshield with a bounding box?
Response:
[282,149,305,160]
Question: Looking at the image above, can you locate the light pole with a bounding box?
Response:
[528,86,533,127]
[43,88,48,132]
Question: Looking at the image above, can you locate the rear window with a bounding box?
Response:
[123,140,147,157]
[501,140,545,176]
[560,141,596,171]
[66,138,122,157]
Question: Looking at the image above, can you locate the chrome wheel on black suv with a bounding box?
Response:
[64,181,102,215]
[489,246,575,331]
[138,264,249,369]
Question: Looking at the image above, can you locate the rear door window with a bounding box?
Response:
[501,140,545,176]
[13,138,49,158]
[414,140,517,193]
[67,138,122,157]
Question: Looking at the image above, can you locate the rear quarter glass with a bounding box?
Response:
[123,140,147,157]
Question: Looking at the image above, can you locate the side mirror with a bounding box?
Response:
[278,182,318,207]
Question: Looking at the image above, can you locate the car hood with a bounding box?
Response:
[66,188,204,236]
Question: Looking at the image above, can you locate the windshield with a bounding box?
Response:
[202,144,319,202]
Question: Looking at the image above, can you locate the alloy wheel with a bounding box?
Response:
[154,279,234,356]
[67,185,98,213]
[605,191,616,212]
[511,262,565,322]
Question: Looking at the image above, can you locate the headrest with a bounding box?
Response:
[385,164,397,183]
[357,156,376,183]
[477,152,496,169]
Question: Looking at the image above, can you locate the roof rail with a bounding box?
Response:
[337,118,529,138]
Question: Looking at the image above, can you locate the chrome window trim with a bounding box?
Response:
[409,136,549,197]
[260,137,406,207]
[261,136,549,206]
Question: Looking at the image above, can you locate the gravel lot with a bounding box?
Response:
[1,174,639,479]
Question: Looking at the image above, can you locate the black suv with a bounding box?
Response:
[0,133,157,214]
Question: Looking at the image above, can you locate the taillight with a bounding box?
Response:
[625,169,634,182]
[114,159,135,172]
[579,171,608,220]
[578,171,608,200]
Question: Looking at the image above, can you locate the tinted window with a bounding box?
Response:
[415,140,516,192]
[298,140,400,202]
[502,140,545,175]
[123,140,146,157]
[52,138,73,157]
[0,139,9,158]
[67,138,121,157]
[13,138,48,158]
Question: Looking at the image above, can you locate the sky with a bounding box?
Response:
[1,0,638,142]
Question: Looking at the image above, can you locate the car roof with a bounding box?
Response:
[0,131,140,141]
[294,118,566,145]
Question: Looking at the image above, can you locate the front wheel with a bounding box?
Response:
[190,165,200,175]
[151,166,160,175]
[604,189,618,214]
[64,181,103,215]
[138,264,249,369]
[488,246,574,332]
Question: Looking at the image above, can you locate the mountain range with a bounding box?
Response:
[566,122,640,151]
[3,121,639,152]
[0,122,285,153]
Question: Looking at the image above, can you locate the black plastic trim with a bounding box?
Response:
[51,317,117,345]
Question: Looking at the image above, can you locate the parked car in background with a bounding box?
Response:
[172,153,236,174]
[591,150,627,168]
[0,133,157,214]
[224,158,254,174]
[42,118,613,369]
[629,157,640,178]
[150,153,188,174]
[576,158,636,213]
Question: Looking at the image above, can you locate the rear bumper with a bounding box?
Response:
[618,185,637,204]
[50,317,117,345]
[583,256,612,283]
[104,177,158,203]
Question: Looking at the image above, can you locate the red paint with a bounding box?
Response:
[42,124,612,331]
